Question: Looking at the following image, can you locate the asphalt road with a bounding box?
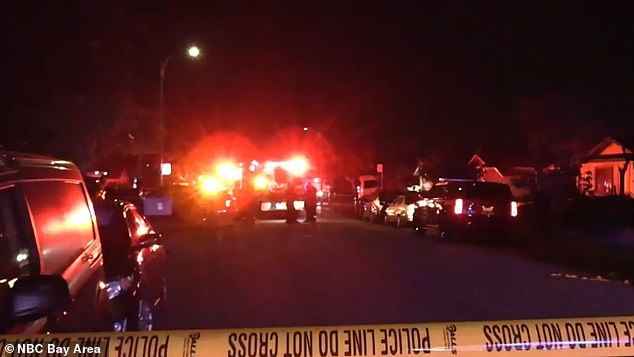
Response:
[154,213,634,330]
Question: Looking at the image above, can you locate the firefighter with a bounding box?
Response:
[304,181,317,223]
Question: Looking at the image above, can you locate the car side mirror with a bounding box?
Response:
[6,275,71,325]
[132,232,163,250]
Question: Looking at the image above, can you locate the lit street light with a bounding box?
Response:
[159,45,201,186]
[187,46,200,58]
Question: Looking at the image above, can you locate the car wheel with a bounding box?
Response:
[438,224,450,239]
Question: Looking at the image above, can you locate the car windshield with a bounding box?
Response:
[4,2,634,352]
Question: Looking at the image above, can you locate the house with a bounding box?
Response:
[578,136,634,197]
[467,154,538,200]
[468,154,505,183]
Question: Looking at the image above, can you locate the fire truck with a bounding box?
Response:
[179,155,326,222]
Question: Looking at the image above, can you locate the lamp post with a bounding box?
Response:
[159,45,200,186]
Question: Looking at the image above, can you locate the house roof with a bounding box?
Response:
[467,154,486,168]
[466,151,536,175]
[586,136,634,157]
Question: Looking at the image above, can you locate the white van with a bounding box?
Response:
[357,175,379,199]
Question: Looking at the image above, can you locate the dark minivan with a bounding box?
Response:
[0,152,109,333]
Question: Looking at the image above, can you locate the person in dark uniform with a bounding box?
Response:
[237,168,256,224]
[285,180,297,224]
[304,181,317,223]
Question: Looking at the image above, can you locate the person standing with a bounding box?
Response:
[285,180,298,224]
[238,167,256,224]
[304,181,317,223]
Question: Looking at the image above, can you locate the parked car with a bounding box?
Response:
[354,175,380,217]
[361,189,401,223]
[384,192,423,228]
[93,199,167,331]
[0,152,110,333]
[413,179,518,239]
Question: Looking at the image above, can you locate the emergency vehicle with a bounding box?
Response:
[248,157,314,218]
[180,156,325,222]
[172,160,242,226]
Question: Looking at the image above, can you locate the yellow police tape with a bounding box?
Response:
[2,316,634,356]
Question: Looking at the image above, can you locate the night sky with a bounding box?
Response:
[1,1,633,168]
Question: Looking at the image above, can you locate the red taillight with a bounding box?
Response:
[454,198,463,214]
[511,201,518,217]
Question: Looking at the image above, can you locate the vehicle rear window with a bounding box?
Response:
[363,180,378,189]
[449,182,512,200]
[405,194,420,204]
[427,185,447,198]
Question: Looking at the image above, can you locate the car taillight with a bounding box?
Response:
[511,201,518,217]
[454,198,463,214]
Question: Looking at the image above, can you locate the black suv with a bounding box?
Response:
[93,199,167,331]
[413,179,518,239]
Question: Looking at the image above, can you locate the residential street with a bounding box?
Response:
[154,213,634,330]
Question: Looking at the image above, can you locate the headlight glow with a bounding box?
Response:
[200,176,225,195]
[254,175,268,190]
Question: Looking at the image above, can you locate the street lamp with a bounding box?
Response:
[187,46,200,58]
[159,45,200,186]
